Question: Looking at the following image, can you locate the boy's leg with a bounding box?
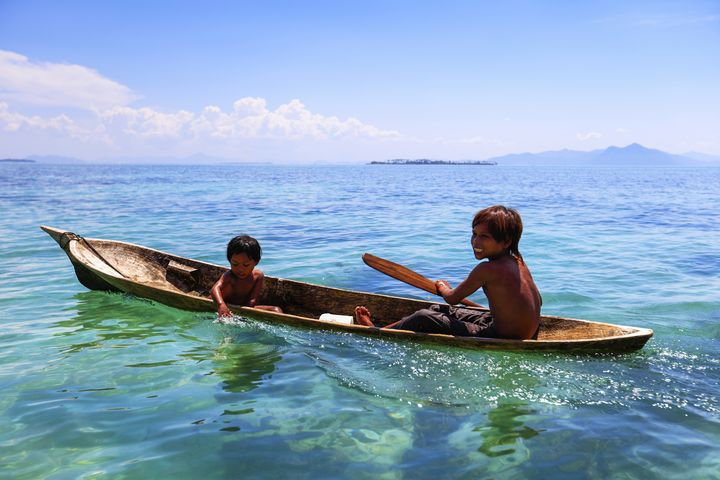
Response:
[356,304,500,337]
[452,308,500,338]
[388,305,479,336]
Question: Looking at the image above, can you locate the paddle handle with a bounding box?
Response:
[362,253,482,308]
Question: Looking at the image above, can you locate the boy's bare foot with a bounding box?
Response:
[354,306,375,327]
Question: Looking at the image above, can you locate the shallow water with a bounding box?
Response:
[1,163,719,479]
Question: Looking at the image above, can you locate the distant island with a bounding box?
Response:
[3,144,719,166]
[370,144,720,167]
[370,159,497,165]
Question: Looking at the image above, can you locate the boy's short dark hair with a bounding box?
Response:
[473,205,524,261]
[226,235,262,263]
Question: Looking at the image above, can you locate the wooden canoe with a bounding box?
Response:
[41,226,653,352]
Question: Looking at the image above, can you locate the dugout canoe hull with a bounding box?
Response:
[41,226,653,352]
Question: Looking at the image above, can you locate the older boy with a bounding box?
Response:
[211,235,283,317]
[355,205,541,340]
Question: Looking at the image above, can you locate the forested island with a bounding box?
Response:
[370,159,497,165]
[0,158,35,163]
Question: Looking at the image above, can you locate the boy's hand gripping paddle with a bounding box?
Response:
[362,253,483,308]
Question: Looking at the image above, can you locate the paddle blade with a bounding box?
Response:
[362,253,437,295]
[362,253,481,308]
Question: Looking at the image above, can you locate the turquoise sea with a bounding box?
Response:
[1,163,718,479]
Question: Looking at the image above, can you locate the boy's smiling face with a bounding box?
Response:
[471,222,510,260]
[229,252,257,279]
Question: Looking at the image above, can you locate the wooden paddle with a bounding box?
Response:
[362,253,483,308]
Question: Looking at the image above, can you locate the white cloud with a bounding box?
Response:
[0,50,139,110]
[0,50,402,159]
[0,101,91,137]
[95,97,401,141]
[193,97,400,140]
[100,106,195,137]
[0,97,401,150]
[577,131,603,141]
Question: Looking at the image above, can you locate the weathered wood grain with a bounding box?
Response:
[41,226,653,352]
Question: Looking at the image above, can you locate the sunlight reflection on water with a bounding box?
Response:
[1,164,719,478]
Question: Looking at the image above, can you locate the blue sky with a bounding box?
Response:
[1,0,718,162]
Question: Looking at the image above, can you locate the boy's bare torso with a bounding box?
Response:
[477,256,541,339]
[219,270,261,306]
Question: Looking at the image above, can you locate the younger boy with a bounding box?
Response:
[355,205,541,340]
[211,235,283,317]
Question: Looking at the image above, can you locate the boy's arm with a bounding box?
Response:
[247,270,265,308]
[436,263,487,305]
[211,272,232,316]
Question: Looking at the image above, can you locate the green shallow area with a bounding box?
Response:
[1,164,719,479]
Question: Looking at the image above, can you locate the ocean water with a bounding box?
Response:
[0,163,718,479]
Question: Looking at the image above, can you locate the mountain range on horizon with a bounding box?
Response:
[2,143,719,166]
[483,143,720,166]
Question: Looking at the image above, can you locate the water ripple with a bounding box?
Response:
[2,164,719,478]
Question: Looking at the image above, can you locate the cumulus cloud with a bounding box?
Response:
[100,97,400,141]
[210,97,401,140]
[0,97,401,152]
[577,131,603,141]
[0,101,90,137]
[0,50,401,156]
[0,50,139,110]
[100,106,195,137]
